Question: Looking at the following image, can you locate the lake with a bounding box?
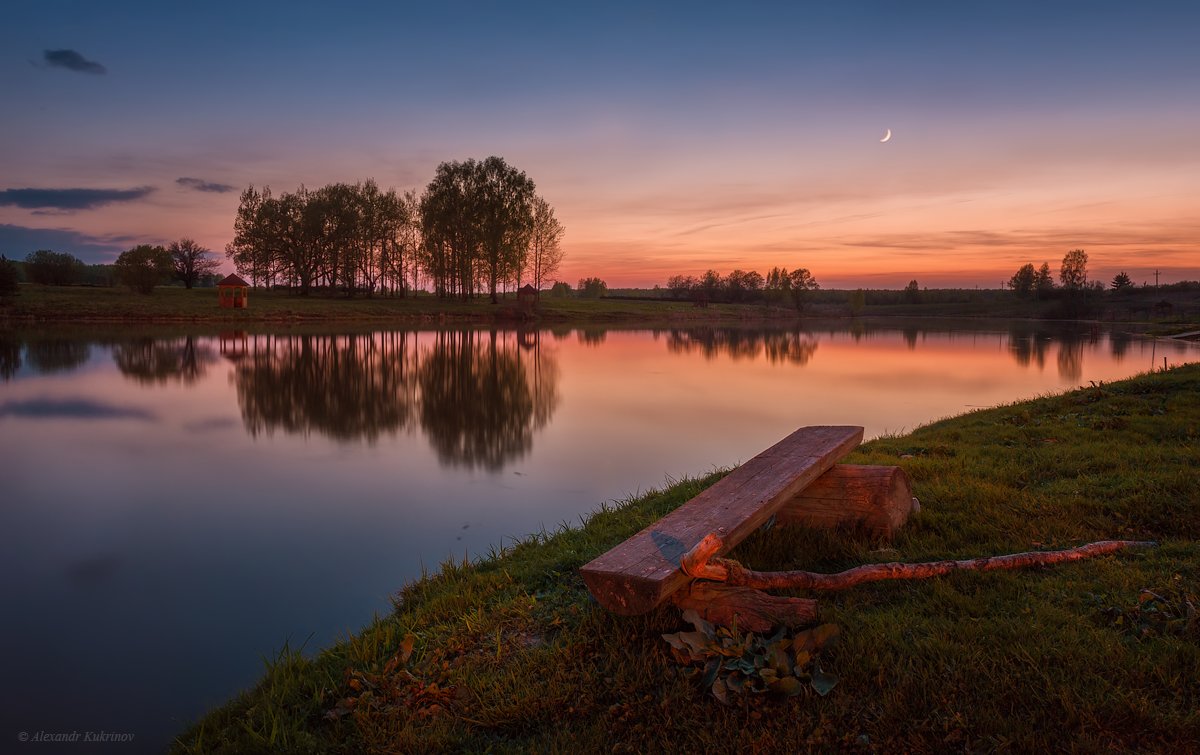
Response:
[1,320,1195,750]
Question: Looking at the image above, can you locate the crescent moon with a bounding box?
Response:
[880,129,892,143]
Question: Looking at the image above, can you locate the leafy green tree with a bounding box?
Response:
[1059,249,1088,290]
[577,277,607,298]
[666,275,696,300]
[528,196,565,295]
[1008,263,1036,298]
[765,266,791,305]
[726,269,763,302]
[420,157,536,302]
[1111,271,1133,290]
[24,249,84,286]
[787,268,819,311]
[421,160,479,299]
[474,157,536,303]
[699,270,723,302]
[903,279,921,304]
[169,237,220,289]
[548,281,572,298]
[0,255,20,300]
[114,244,172,294]
[226,185,274,287]
[1035,262,1054,298]
[848,288,866,316]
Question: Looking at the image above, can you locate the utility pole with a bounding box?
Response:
[1155,269,1160,288]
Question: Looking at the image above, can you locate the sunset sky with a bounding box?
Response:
[2,1,1197,288]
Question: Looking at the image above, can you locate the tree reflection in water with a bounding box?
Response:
[233,332,417,443]
[419,330,559,470]
[230,329,559,469]
[665,327,819,365]
[1005,323,1097,381]
[0,331,21,380]
[113,336,215,385]
[25,338,92,374]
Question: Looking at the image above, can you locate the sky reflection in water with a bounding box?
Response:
[0,322,1194,749]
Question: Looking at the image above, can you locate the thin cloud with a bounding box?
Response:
[0,187,154,211]
[42,49,107,75]
[0,224,134,264]
[176,177,235,194]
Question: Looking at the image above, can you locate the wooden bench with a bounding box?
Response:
[581,425,884,616]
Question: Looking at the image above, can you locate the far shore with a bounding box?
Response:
[2,282,1197,333]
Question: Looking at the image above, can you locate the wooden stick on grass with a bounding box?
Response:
[680,533,1156,592]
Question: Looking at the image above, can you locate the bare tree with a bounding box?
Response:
[169,238,220,289]
[528,196,565,296]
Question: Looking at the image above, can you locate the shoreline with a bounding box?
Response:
[3,283,1197,330]
[175,363,1200,753]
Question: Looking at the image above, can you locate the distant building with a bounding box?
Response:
[217,274,250,309]
[517,284,538,304]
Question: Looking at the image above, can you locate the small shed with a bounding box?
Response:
[517,283,539,304]
[217,274,250,309]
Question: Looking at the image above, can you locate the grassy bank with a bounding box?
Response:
[6,283,1197,329]
[0,285,783,324]
[177,363,1199,753]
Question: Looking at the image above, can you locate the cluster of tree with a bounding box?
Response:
[664,266,819,310]
[0,256,18,300]
[576,277,608,298]
[227,156,565,301]
[9,243,220,294]
[23,250,86,286]
[1008,250,1144,300]
[228,180,419,296]
[1007,262,1056,299]
[113,239,220,294]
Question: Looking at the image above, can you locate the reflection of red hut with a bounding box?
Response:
[217,274,250,309]
[218,330,249,361]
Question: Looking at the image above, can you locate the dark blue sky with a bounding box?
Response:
[2,0,1197,285]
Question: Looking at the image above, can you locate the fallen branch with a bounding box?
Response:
[680,533,1156,592]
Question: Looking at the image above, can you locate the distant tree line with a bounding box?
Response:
[664,266,820,310]
[226,156,566,301]
[1006,249,1149,300]
[4,243,222,295]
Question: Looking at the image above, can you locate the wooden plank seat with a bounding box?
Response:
[580,425,865,616]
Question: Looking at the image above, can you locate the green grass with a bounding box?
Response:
[0,284,788,325]
[179,364,1200,753]
[9,284,1196,330]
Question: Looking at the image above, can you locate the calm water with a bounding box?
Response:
[1,320,1195,750]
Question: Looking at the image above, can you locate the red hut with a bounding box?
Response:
[517,283,538,304]
[217,274,250,309]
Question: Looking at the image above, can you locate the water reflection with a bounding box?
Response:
[1,320,1196,752]
[1111,331,1132,361]
[665,327,819,365]
[233,332,417,443]
[114,336,215,385]
[227,329,559,468]
[420,330,559,470]
[25,338,92,374]
[0,331,19,380]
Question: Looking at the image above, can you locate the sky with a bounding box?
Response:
[1,0,1197,288]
